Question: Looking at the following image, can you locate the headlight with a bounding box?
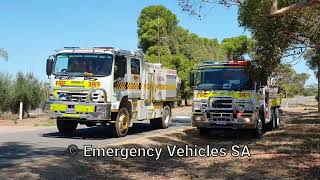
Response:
[193,102,202,111]
[237,106,245,113]
[92,90,107,102]
[194,116,204,121]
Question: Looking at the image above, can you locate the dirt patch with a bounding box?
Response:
[172,106,192,117]
[0,105,319,179]
[0,114,55,127]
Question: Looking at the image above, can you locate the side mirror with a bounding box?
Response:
[256,81,262,90]
[189,72,195,86]
[46,58,53,76]
[277,86,281,94]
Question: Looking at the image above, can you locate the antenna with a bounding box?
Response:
[64,47,80,49]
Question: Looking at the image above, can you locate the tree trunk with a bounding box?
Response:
[270,0,320,16]
[184,98,188,106]
[317,66,320,113]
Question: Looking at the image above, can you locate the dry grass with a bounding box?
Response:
[0,104,319,179]
[0,114,55,127]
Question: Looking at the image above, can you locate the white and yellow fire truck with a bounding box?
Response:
[190,60,281,137]
[46,47,180,137]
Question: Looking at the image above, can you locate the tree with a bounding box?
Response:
[137,5,179,53]
[179,0,320,110]
[270,0,320,16]
[239,1,320,110]
[0,73,12,112]
[178,0,320,17]
[304,48,320,109]
[0,48,8,61]
[273,64,309,98]
[138,5,228,105]
[304,84,318,96]
[10,72,45,117]
[220,35,254,60]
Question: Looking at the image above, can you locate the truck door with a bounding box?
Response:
[114,55,128,97]
[129,58,141,99]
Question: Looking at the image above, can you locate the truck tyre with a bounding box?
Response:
[111,108,130,138]
[254,118,264,138]
[150,105,172,129]
[267,109,276,131]
[197,127,210,135]
[57,118,78,135]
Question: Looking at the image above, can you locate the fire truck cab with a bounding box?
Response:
[46,47,180,137]
[189,60,281,137]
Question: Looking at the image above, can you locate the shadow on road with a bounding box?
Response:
[42,122,154,140]
[0,142,65,168]
[41,119,191,140]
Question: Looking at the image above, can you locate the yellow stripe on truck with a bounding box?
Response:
[196,91,252,99]
[62,114,81,118]
[55,80,101,88]
[75,105,95,113]
[50,104,67,111]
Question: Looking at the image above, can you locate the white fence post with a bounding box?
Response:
[19,102,23,120]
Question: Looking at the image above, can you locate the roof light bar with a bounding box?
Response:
[227,60,249,66]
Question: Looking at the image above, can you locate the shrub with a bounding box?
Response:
[0,73,12,112]
[10,72,45,117]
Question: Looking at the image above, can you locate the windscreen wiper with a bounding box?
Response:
[56,72,76,80]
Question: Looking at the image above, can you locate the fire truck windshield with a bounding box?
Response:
[54,53,113,77]
[195,68,253,90]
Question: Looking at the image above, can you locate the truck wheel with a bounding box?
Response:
[254,118,264,138]
[197,127,210,135]
[267,109,276,131]
[150,105,172,129]
[57,118,78,135]
[111,108,130,138]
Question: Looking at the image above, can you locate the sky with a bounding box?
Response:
[0,0,316,85]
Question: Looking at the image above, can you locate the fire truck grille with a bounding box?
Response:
[210,97,233,109]
[209,113,233,123]
[57,91,100,102]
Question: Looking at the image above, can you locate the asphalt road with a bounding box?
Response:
[0,113,191,168]
[0,96,313,168]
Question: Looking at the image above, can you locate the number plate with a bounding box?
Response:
[66,108,75,114]
[216,121,227,125]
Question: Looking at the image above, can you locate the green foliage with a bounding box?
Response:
[168,27,226,62]
[238,1,320,78]
[303,84,318,96]
[0,72,46,117]
[11,72,45,116]
[221,35,255,60]
[137,5,179,53]
[274,64,310,97]
[138,5,232,103]
[304,48,320,78]
[0,73,12,112]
